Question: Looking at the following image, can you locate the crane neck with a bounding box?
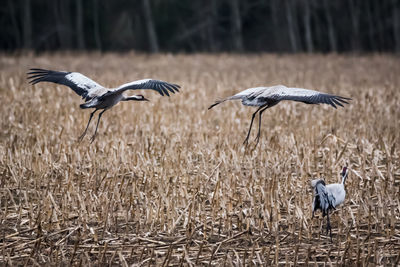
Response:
[341,172,348,185]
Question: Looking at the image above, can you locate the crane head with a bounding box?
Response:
[125,94,149,101]
[341,166,349,184]
[136,95,149,101]
[341,166,348,177]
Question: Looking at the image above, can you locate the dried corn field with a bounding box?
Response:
[0,53,399,266]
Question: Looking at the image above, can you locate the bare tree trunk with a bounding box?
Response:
[270,0,281,51]
[366,0,375,51]
[230,0,243,51]
[285,0,297,52]
[53,1,62,49]
[349,0,360,51]
[76,0,85,49]
[393,0,400,53]
[374,1,384,51]
[142,0,159,53]
[323,0,337,52]
[207,0,218,52]
[93,0,102,50]
[54,0,72,49]
[8,0,21,48]
[292,2,302,52]
[303,0,313,53]
[23,0,32,49]
[60,0,72,49]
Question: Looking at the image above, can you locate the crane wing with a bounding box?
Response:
[267,87,351,109]
[313,180,336,216]
[113,79,180,97]
[27,68,103,100]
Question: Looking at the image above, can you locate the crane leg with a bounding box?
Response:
[90,110,106,143]
[327,212,332,242]
[243,106,264,146]
[78,110,97,142]
[254,105,269,146]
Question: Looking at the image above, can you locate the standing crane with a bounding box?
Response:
[311,166,349,241]
[208,85,351,146]
[27,68,180,142]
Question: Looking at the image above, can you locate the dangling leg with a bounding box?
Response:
[254,105,269,146]
[78,109,97,142]
[243,106,264,146]
[90,109,106,143]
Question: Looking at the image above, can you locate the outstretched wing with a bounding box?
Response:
[27,68,103,100]
[266,87,351,109]
[114,79,180,97]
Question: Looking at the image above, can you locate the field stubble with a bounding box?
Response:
[0,53,399,266]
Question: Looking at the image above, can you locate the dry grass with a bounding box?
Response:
[0,52,399,266]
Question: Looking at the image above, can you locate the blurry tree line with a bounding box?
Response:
[1,0,399,53]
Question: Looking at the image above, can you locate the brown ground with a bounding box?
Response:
[0,53,399,266]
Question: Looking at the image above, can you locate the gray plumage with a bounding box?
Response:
[27,68,180,142]
[311,167,349,241]
[312,180,336,218]
[209,85,351,146]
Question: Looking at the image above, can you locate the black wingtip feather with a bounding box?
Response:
[163,86,170,97]
[166,83,180,93]
[27,73,48,80]
[30,77,45,85]
[27,69,52,84]
[332,98,344,107]
[27,71,44,75]
[29,68,48,71]
[164,84,178,94]
[27,69,51,76]
[329,100,337,109]
[167,83,179,94]
[158,83,169,97]
[337,96,351,104]
[28,69,47,73]
[156,83,164,96]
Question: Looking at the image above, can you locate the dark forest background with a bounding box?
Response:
[1,0,399,53]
